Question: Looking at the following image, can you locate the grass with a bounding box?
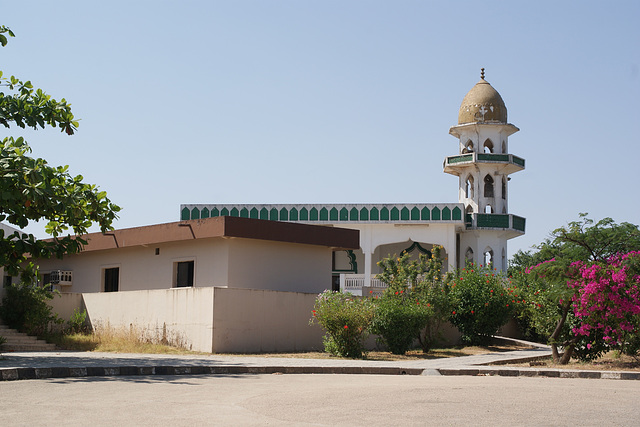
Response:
[503,351,640,372]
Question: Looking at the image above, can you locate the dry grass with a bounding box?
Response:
[51,326,200,355]
[504,352,640,372]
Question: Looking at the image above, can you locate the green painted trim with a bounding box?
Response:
[339,207,348,221]
[390,207,399,221]
[240,208,249,218]
[452,206,462,220]
[359,207,369,221]
[332,249,358,273]
[300,207,309,220]
[230,207,239,217]
[201,207,210,218]
[442,206,451,220]
[350,207,358,221]
[370,207,379,220]
[260,208,268,220]
[269,208,278,221]
[181,207,190,221]
[212,207,219,217]
[311,207,319,221]
[380,207,389,220]
[221,207,229,216]
[191,207,200,220]
[290,207,299,221]
[411,207,420,220]
[279,207,288,221]
[421,207,430,220]
[432,207,441,220]
[320,208,328,221]
[401,242,431,257]
[401,207,410,220]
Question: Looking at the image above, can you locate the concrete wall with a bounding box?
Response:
[49,287,324,353]
[212,287,323,353]
[35,237,332,294]
[227,239,331,293]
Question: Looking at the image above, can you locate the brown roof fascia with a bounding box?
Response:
[77,216,359,253]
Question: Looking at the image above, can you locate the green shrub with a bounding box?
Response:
[448,264,513,345]
[371,291,430,354]
[0,282,60,336]
[66,308,88,334]
[310,290,375,359]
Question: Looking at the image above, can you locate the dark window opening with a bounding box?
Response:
[176,261,194,287]
[104,267,119,292]
[484,174,494,198]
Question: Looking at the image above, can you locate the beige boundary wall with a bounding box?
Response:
[49,287,324,353]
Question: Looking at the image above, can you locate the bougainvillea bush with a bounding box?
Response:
[448,264,513,345]
[310,290,375,358]
[570,251,640,360]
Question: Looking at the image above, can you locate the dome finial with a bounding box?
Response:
[480,68,485,80]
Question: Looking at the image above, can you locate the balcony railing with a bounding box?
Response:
[444,152,525,174]
[465,213,526,233]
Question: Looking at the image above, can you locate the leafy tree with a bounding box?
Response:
[511,214,640,364]
[0,26,120,282]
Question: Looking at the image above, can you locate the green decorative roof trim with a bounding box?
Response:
[180,203,465,224]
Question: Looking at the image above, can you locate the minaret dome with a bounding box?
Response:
[457,68,507,124]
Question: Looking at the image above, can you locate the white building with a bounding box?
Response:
[182,70,526,294]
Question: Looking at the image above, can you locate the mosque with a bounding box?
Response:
[181,70,526,294]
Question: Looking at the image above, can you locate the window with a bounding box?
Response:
[462,140,474,153]
[484,174,494,198]
[3,275,12,288]
[176,261,194,288]
[465,175,474,199]
[465,248,474,266]
[484,249,494,268]
[104,267,119,292]
[502,177,506,200]
[483,139,494,153]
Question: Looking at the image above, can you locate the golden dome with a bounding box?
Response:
[458,69,507,124]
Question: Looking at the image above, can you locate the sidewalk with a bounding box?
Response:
[1,343,638,381]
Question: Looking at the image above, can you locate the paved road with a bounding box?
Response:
[3,374,639,426]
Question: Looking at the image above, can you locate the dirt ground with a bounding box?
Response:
[501,352,640,372]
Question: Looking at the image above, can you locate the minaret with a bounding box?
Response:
[444,69,526,271]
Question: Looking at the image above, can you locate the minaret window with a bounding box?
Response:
[484,175,494,198]
[462,140,474,153]
[465,248,474,266]
[501,140,506,154]
[501,177,506,199]
[483,139,494,153]
[484,204,493,214]
[465,175,474,198]
[484,248,494,268]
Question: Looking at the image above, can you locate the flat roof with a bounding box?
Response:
[78,216,360,252]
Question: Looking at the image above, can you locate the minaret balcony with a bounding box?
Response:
[443,152,525,175]
[465,213,526,238]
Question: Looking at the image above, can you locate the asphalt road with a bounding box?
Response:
[2,374,639,426]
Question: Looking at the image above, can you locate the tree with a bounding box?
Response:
[510,214,640,364]
[0,26,120,282]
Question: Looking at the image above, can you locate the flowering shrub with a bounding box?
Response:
[570,251,640,359]
[374,247,452,353]
[371,291,430,354]
[448,264,513,345]
[310,290,375,358]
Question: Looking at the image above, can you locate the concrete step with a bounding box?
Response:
[0,322,57,352]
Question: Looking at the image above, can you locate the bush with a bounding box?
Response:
[310,291,375,358]
[66,308,88,334]
[0,282,60,335]
[448,264,513,345]
[371,291,430,354]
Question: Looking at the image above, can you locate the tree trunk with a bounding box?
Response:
[549,301,572,363]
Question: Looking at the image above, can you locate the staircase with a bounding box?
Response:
[0,321,57,352]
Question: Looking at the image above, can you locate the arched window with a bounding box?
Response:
[501,176,506,200]
[484,174,494,198]
[501,140,506,154]
[465,175,474,198]
[501,248,506,271]
[462,140,474,154]
[484,248,494,268]
[484,204,493,214]
[465,247,474,266]
[483,139,494,153]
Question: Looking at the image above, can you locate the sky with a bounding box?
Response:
[2,0,639,258]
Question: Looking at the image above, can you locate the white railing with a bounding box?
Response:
[340,274,389,296]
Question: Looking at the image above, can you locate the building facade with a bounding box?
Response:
[181,70,526,293]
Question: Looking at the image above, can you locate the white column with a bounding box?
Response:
[363,250,372,288]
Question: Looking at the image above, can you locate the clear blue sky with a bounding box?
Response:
[3,1,639,258]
